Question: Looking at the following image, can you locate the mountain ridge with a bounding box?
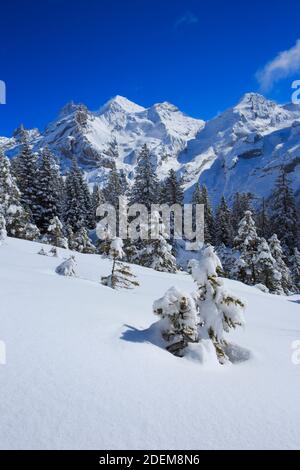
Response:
[1,93,300,205]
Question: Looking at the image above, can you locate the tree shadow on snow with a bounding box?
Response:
[223,343,252,364]
[121,323,165,350]
[289,299,300,305]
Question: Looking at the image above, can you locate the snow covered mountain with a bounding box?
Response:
[2,92,300,204]
[181,93,300,205]
[1,95,204,183]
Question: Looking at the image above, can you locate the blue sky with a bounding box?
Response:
[1,0,300,136]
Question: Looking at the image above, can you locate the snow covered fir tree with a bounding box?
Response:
[154,246,245,363]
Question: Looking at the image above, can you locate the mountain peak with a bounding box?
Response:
[99,95,145,114]
[236,92,274,110]
[59,101,82,117]
[152,101,179,112]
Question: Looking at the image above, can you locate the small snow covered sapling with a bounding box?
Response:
[0,213,7,245]
[153,287,199,357]
[191,246,245,364]
[55,256,77,277]
[101,238,139,289]
[110,262,140,290]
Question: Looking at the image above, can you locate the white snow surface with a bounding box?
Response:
[0,237,300,450]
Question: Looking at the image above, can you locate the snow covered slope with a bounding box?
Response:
[1,237,300,450]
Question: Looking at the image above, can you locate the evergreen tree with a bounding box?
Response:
[215,196,233,247]
[82,181,94,229]
[72,227,96,254]
[64,158,91,231]
[256,198,271,239]
[65,224,76,251]
[0,149,28,237]
[291,248,300,293]
[269,234,293,295]
[47,216,69,249]
[91,184,105,226]
[232,192,253,233]
[216,244,237,279]
[119,169,129,195]
[201,185,215,244]
[233,211,261,285]
[22,222,40,241]
[269,168,299,255]
[103,163,122,208]
[255,239,283,294]
[135,212,177,273]
[36,147,61,232]
[191,182,202,207]
[0,214,7,245]
[130,145,159,209]
[162,169,184,206]
[160,169,184,245]
[13,136,40,222]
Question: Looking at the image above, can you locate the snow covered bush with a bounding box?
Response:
[153,287,199,357]
[56,256,77,277]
